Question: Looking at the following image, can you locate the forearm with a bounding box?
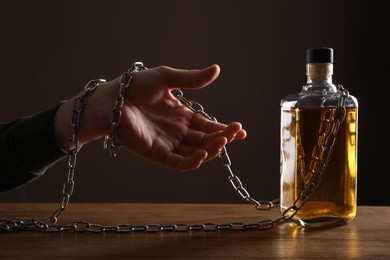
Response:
[0,103,67,192]
[0,78,119,193]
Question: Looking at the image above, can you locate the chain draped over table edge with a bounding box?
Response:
[0,62,349,233]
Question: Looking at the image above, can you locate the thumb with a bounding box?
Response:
[156,64,220,90]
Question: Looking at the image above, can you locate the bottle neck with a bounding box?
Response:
[303,63,337,93]
[306,63,333,83]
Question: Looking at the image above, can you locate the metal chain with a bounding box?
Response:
[170,89,279,211]
[0,218,279,232]
[50,78,107,224]
[0,62,349,232]
[104,62,147,157]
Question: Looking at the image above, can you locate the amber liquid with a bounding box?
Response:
[280,107,358,227]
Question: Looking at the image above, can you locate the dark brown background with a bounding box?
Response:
[0,0,387,205]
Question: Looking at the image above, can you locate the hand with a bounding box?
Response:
[117,64,246,171]
[55,64,246,171]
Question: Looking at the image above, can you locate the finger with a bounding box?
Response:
[189,114,230,133]
[162,150,208,171]
[204,122,244,143]
[189,112,246,139]
[155,64,220,90]
[173,143,204,158]
[174,133,227,158]
[164,136,226,170]
[222,123,245,142]
[234,129,247,140]
[184,123,240,148]
[202,136,228,160]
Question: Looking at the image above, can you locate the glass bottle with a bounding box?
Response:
[280,47,358,227]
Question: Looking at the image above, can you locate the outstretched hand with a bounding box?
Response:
[55,64,246,171]
[117,64,246,171]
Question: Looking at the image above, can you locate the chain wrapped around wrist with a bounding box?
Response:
[103,62,147,157]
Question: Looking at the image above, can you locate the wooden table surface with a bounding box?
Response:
[1,203,389,259]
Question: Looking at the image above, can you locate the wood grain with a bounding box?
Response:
[1,203,389,259]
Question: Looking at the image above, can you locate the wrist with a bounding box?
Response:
[54,79,117,150]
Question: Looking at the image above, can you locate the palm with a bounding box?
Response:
[117,65,246,171]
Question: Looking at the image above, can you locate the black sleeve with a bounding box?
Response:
[0,102,67,193]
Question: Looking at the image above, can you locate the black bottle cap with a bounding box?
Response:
[306,47,334,63]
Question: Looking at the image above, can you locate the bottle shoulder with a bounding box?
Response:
[280,85,358,108]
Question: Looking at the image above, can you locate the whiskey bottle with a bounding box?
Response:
[280,47,358,227]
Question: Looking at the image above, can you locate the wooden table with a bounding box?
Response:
[1,203,389,259]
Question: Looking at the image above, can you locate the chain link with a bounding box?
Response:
[104,62,147,157]
[0,63,349,232]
